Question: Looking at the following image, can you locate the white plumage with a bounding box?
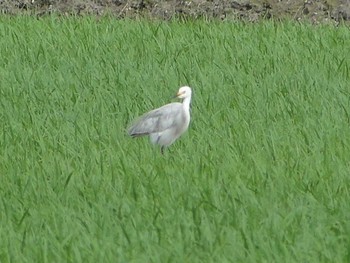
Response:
[128,86,192,154]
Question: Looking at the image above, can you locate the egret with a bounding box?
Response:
[127,86,192,154]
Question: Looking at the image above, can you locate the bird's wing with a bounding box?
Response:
[128,103,183,137]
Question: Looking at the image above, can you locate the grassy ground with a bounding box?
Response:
[0,16,350,262]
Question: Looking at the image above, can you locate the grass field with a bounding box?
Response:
[0,16,350,262]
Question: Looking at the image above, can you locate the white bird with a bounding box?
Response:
[128,86,192,154]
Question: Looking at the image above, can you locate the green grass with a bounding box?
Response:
[0,16,350,262]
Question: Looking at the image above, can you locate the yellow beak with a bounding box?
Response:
[175,91,184,98]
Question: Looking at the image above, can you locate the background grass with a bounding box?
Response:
[0,16,350,262]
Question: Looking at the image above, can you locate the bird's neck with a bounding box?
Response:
[182,97,191,112]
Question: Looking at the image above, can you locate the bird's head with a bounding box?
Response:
[175,86,192,99]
